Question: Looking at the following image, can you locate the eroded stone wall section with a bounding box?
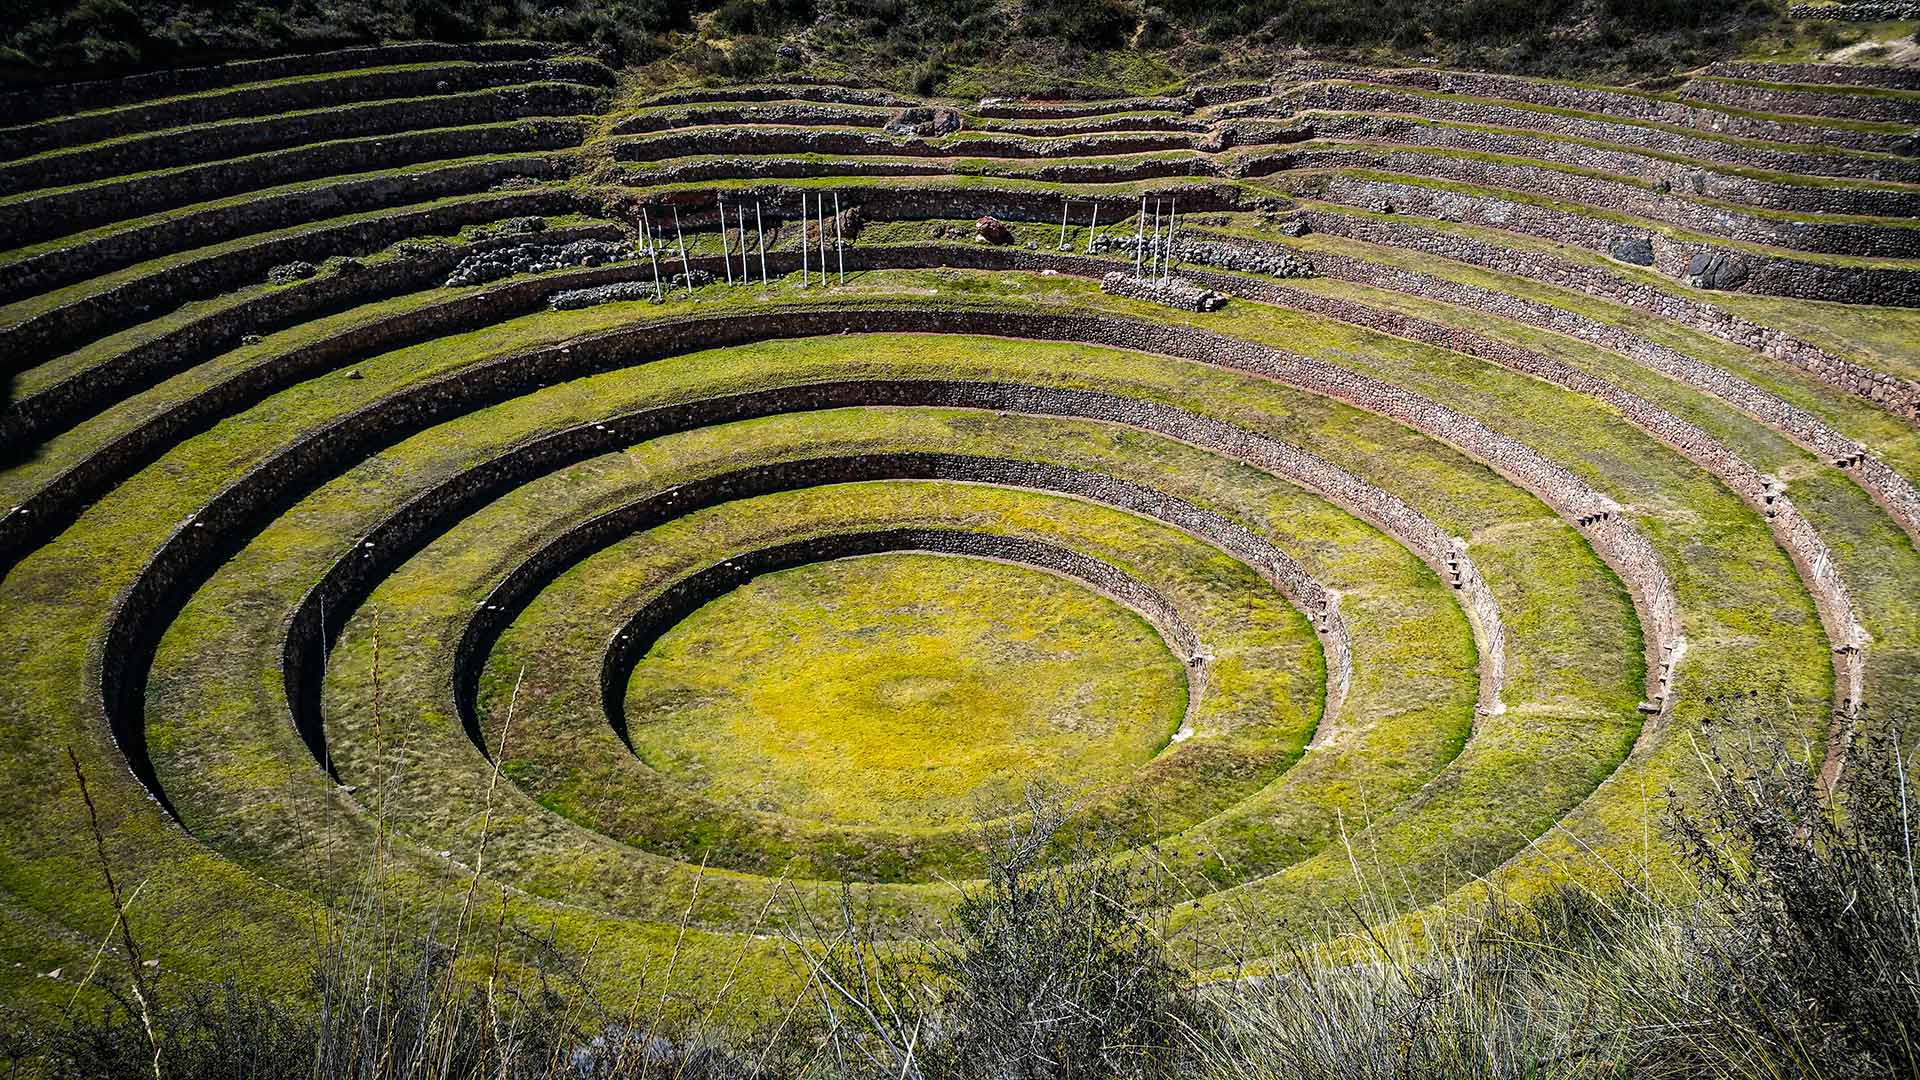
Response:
[1264,146,1920,258]
[0,118,591,246]
[1272,113,1920,217]
[0,41,561,123]
[3,58,613,159]
[1703,62,1920,91]
[1304,210,1920,419]
[1281,81,1920,183]
[1314,175,1920,306]
[0,188,586,365]
[0,82,605,196]
[1275,62,1909,153]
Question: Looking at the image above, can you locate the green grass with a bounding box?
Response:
[0,124,1909,1012]
[627,552,1188,830]
[102,289,1626,931]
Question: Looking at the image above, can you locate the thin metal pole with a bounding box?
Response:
[646,213,662,301]
[1134,195,1145,277]
[756,202,768,286]
[1151,198,1163,281]
[1164,198,1177,284]
[641,209,653,255]
[738,204,749,285]
[673,207,691,296]
[799,192,808,287]
[1085,203,1098,254]
[833,192,845,285]
[818,193,828,285]
[717,197,733,285]
[1058,199,1069,250]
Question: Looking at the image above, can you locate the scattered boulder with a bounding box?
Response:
[1685,251,1750,291]
[551,281,662,310]
[884,106,963,138]
[444,238,638,288]
[974,216,1013,245]
[1098,233,1315,279]
[267,261,317,285]
[1100,271,1228,311]
[1610,235,1655,266]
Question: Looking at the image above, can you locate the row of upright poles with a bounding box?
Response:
[633,190,1181,300]
[632,193,848,300]
[1059,194,1180,284]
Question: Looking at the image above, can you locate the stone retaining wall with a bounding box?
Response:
[286,432,1362,799]
[1167,254,1865,718]
[0,82,604,196]
[1187,83,1271,108]
[0,118,590,246]
[0,188,584,370]
[639,84,920,110]
[1318,175,1920,306]
[1205,233,1920,545]
[1278,63,1908,155]
[972,97,1186,119]
[1302,209,1920,418]
[1275,146,1920,257]
[619,153,1212,188]
[1680,78,1920,125]
[0,41,559,124]
[0,227,623,543]
[4,59,613,160]
[631,183,1248,228]
[612,102,893,135]
[1281,113,1920,217]
[1704,62,1920,92]
[596,527,1201,731]
[984,114,1211,136]
[1286,82,1920,184]
[1786,2,1920,20]
[86,305,1529,805]
[611,127,1194,164]
[0,157,570,305]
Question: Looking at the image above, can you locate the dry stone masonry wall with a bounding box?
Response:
[1302,210,1920,418]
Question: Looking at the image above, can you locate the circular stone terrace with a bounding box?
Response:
[0,45,1916,1008]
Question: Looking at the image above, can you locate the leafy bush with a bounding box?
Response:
[794,786,1200,1080]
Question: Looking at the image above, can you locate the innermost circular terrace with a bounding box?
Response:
[623,551,1189,830]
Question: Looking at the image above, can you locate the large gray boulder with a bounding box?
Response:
[1610,235,1655,266]
[1685,251,1750,291]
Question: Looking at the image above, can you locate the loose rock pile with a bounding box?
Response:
[266,260,317,285]
[444,238,638,288]
[1099,233,1316,278]
[549,281,659,309]
[884,106,963,137]
[1100,271,1229,311]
